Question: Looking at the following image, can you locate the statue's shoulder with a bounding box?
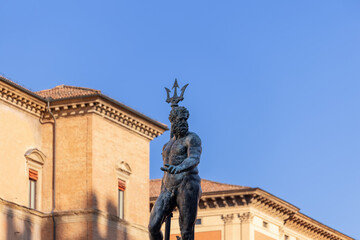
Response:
[162,139,171,150]
[185,132,201,146]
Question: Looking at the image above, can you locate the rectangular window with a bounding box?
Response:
[118,179,126,219]
[262,221,268,228]
[29,169,38,209]
[195,218,202,225]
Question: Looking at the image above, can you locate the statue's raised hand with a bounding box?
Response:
[160,164,181,174]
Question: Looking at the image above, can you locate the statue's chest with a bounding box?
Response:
[164,139,187,159]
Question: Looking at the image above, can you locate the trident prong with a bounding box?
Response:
[165,88,171,103]
[179,83,189,99]
[165,79,189,107]
[173,79,179,97]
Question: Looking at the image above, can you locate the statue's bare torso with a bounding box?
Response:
[161,131,201,190]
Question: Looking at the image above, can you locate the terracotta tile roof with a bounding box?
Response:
[150,179,250,198]
[0,76,168,131]
[36,85,101,100]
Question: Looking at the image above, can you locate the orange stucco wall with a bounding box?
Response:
[0,102,43,208]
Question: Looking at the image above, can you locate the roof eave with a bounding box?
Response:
[47,93,168,131]
[253,187,300,212]
[99,93,168,131]
[0,76,47,102]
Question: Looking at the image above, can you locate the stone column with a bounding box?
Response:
[221,214,234,240]
[238,212,253,240]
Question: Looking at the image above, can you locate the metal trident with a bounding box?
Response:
[165,79,189,108]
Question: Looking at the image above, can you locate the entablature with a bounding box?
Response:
[285,213,353,240]
[0,80,46,117]
[43,97,167,140]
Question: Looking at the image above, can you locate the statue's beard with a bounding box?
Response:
[172,121,188,137]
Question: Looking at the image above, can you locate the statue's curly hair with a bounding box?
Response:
[169,106,190,122]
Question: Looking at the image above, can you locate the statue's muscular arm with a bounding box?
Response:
[162,133,202,174]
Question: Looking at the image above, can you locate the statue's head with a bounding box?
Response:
[169,106,190,137]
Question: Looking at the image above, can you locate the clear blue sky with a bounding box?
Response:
[1,0,359,238]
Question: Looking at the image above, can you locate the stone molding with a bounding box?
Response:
[44,99,164,140]
[92,101,163,140]
[0,78,166,140]
[0,197,47,220]
[285,214,347,240]
[0,198,148,236]
[199,195,249,209]
[251,194,295,220]
[0,81,45,117]
[53,208,149,238]
[25,148,46,166]
[116,161,132,180]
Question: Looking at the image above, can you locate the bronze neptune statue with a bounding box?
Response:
[149,79,202,240]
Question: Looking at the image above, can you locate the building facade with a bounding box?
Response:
[150,179,353,240]
[0,76,167,240]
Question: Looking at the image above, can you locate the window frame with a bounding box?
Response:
[118,179,126,219]
[115,160,132,220]
[118,188,124,219]
[29,179,36,209]
[262,221,268,228]
[25,149,45,211]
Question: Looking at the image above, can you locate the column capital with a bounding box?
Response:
[237,212,253,223]
[221,214,234,224]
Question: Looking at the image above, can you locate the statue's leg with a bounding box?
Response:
[176,176,201,240]
[149,189,176,240]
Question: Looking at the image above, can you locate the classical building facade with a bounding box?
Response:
[150,179,353,240]
[0,76,167,240]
